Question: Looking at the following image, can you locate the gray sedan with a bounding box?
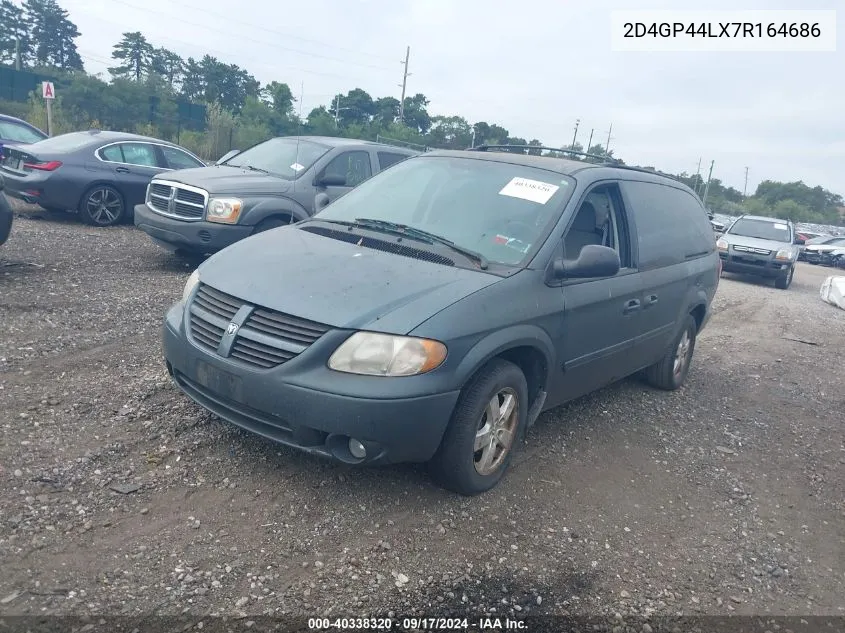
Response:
[0,130,205,226]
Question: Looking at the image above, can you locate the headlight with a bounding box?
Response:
[328,332,447,377]
[206,197,243,224]
[775,249,794,260]
[716,238,728,251]
[182,270,199,302]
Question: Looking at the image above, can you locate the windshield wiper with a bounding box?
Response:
[230,164,268,174]
[353,218,489,270]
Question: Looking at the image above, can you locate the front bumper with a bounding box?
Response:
[719,250,793,278]
[162,303,460,465]
[134,203,253,254]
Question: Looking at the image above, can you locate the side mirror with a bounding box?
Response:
[215,149,240,165]
[314,193,331,213]
[553,244,620,280]
[315,174,346,188]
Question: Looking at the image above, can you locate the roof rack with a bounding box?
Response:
[468,144,620,164]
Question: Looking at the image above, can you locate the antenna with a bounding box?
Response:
[292,80,305,195]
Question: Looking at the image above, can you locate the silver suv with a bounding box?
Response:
[717,214,801,289]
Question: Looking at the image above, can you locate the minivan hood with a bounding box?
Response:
[157,166,292,196]
[722,234,793,251]
[196,225,503,333]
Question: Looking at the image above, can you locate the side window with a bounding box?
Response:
[322,151,373,187]
[0,120,45,144]
[563,183,631,268]
[622,180,714,270]
[162,145,204,170]
[100,144,124,162]
[119,143,158,167]
[377,152,409,170]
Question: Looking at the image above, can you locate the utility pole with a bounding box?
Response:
[470,128,476,148]
[694,157,702,194]
[702,160,715,206]
[14,36,21,70]
[333,95,341,127]
[398,46,411,124]
[586,128,594,152]
[743,166,749,197]
[605,122,613,153]
[571,118,580,149]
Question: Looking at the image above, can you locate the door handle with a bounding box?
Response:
[115,166,130,173]
[623,299,641,315]
[644,294,658,308]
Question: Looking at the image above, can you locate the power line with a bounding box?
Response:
[102,0,397,73]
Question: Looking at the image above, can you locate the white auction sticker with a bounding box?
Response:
[290,162,305,172]
[774,223,788,229]
[498,177,560,204]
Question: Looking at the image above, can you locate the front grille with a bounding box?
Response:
[188,284,331,369]
[148,181,207,219]
[732,245,772,255]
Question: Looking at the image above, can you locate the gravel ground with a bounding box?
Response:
[1,204,844,623]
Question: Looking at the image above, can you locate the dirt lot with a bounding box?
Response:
[1,204,844,623]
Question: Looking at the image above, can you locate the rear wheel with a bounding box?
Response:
[774,265,794,290]
[78,185,125,226]
[644,315,697,391]
[428,359,528,496]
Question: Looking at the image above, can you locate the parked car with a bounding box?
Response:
[0,113,47,160]
[134,136,418,256]
[802,237,845,264]
[0,130,205,226]
[827,248,845,269]
[796,234,832,260]
[0,174,13,247]
[716,214,801,289]
[161,145,720,495]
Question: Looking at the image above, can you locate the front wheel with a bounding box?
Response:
[79,185,125,226]
[252,216,292,234]
[774,265,794,290]
[644,314,697,391]
[428,359,528,496]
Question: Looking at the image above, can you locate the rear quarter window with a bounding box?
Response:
[622,180,715,269]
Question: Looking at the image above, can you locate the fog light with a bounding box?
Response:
[348,438,366,459]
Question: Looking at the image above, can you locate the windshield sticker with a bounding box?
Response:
[498,177,560,204]
[773,222,788,230]
[290,162,305,172]
[494,234,531,253]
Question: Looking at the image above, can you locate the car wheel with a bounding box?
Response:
[428,358,528,496]
[79,185,125,226]
[253,216,292,234]
[645,314,697,391]
[774,265,793,290]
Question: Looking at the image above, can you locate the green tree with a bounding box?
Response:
[180,57,203,101]
[151,47,184,89]
[306,106,338,136]
[426,115,472,149]
[372,96,400,127]
[109,32,155,81]
[401,93,431,134]
[330,88,375,126]
[0,0,33,66]
[23,0,83,70]
[196,55,259,112]
[262,81,295,116]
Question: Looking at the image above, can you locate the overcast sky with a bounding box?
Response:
[57,0,843,196]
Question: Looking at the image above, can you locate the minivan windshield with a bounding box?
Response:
[313,155,574,266]
[222,137,329,179]
[727,218,793,243]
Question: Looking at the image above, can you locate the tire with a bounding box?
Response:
[428,358,528,496]
[774,265,793,290]
[644,314,697,391]
[78,185,125,226]
[253,216,292,234]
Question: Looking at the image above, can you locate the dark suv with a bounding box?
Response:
[161,146,720,495]
[134,136,418,256]
[716,214,801,289]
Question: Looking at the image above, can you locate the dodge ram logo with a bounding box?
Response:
[226,322,239,336]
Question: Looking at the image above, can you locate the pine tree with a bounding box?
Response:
[0,0,33,67]
[109,32,154,81]
[23,0,84,70]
